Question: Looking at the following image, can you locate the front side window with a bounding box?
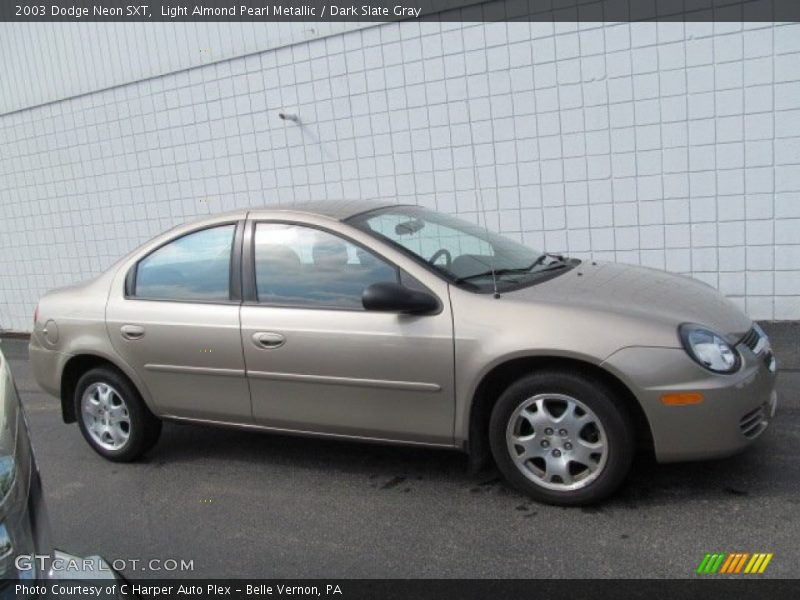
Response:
[134,225,235,301]
[349,205,570,293]
[254,223,398,309]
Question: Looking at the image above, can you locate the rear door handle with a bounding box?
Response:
[120,324,145,340]
[252,332,285,349]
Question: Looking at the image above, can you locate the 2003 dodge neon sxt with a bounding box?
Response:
[29,200,777,505]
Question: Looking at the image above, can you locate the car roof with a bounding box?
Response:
[248,199,404,221]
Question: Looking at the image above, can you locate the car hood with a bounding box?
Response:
[509,261,751,341]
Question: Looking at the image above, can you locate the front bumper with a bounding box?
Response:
[602,341,777,463]
[4,551,122,600]
[1,471,119,600]
[47,549,119,580]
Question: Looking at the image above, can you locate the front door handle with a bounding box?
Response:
[252,332,285,349]
[120,324,145,340]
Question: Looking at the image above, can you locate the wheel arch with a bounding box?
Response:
[466,355,654,472]
[60,353,150,424]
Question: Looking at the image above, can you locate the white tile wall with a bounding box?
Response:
[1,19,800,331]
[0,22,371,115]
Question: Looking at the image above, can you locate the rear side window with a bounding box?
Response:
[134,225,235,301]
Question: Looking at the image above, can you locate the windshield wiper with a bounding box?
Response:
[453,252,570,284]
[454,261,568,284]
[530,252,567,268]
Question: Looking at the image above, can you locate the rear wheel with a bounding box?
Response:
[75,367,161,462]
[489,370,634,505]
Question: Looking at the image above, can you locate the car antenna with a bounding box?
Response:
[475,188,500,299]
[464,103,501,299]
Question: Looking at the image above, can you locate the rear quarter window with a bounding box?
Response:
[133,225,235,302]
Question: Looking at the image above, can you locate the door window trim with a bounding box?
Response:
[241,219,441,313]
[124,220,245,305]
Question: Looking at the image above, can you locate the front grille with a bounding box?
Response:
[740,327,760,353]
[739,404,768,439]
[738,326,775,371]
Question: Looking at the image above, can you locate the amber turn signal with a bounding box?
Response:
[661,392,705,405]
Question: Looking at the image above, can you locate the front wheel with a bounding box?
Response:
[75,367,162,462]
[489,370,634,506]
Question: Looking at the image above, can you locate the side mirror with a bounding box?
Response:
[362,282,439,315]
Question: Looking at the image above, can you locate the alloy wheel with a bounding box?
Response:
[81,382,131,451]
[505,393,608,491]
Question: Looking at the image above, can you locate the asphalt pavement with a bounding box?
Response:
[2,326,799,579]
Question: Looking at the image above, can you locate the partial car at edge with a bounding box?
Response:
[0,343,120,589]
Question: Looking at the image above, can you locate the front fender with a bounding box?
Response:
[600,346,777,462]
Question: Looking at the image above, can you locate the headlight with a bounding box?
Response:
[0,402,22,582]
[0,456,13,499]
[0,393,18,502]
[679,324,741,374]
[0,523,11,558]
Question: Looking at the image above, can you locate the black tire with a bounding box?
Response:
[489,369,634,506]
[74,366,162,462]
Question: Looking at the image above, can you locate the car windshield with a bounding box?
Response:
[348,205,572,292]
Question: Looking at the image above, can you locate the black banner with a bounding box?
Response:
[4,579,800,600]
[2,0,800,22]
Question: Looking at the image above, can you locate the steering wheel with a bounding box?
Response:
[429,248,452,268]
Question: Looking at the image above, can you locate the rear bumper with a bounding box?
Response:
[602,345,777,463]
[28,338,68,399]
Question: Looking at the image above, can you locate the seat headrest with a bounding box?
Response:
[312,239,349,269]
[259,244,302,269]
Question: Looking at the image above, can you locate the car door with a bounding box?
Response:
[239,218,455,445]
[106,220,252,422]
